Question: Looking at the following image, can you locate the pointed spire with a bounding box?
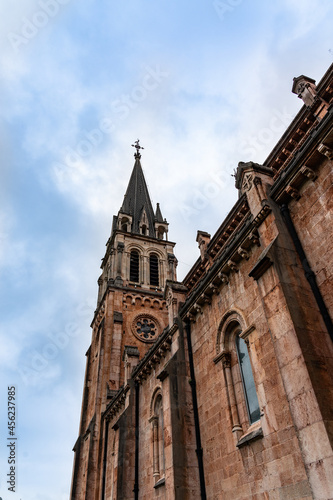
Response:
[155,203,164,223]
[120,148,155,235]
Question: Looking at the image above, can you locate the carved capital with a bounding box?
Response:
[221,352,231,369]
[239,325,255,344]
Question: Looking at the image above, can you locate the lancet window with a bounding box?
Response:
[130,250,139,283]
[149,254,159,286]
[150,390,165,482]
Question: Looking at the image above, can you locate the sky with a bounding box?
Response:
[0,1,332,498]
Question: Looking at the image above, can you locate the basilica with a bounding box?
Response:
[70,64,333,499]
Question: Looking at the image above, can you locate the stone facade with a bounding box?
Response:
[70,65,333,500]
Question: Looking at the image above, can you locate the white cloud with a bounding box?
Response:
[278,0,332,42]
[1,1,333,498]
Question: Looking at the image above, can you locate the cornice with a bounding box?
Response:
[103,384,130,421]
[90,285,166,328]
[130,323,178,384]
[269,104,333,204]
[183,195,250,292]
[90,302,105,329]
[179,203,272,321]
[113,284,164,297]
[102,230,177,268]
[264,63,333,176]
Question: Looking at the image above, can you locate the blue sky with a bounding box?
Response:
[0,1,332,498]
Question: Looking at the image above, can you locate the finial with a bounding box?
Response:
[131,139,144,159]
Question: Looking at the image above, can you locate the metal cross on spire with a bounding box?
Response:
[131,139,144,159]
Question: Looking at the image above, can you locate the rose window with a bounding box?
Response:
[132,315,159,342]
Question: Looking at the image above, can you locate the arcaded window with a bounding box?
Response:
[235,334,260,424]
[130,250,139,282]
[149,254,159,286]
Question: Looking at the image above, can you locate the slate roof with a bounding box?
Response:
[120,157,156,234]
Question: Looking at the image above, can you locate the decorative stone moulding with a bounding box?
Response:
[93,303,105,329]
[238,247,249,260]
[239,325,255,345]
[292,75,317,107]
[252,203,272,227]
[300,165,317,181]
[200,293,211,305]
[132,314,160,342]
[207,284,218,295]
[106,386,129,420]
[285,185,301,200]
[235,162,274,191]
[218,272,229,284]
[133,337,172,385]
[123,293,165,310]
[189,303,202,317]
[186,312,196,323]
[248,231,260,246]
[227,260,238,272]
[317,143,333,160]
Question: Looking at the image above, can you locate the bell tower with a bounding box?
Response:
[70,141,177,500]
[99,139,176,296]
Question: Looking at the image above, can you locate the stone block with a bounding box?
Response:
[299,420,333,465]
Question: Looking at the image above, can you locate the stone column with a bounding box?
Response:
[221,353,242,437]
[142,255,147,285]
[116,243,124,280]
[151,417,160,477]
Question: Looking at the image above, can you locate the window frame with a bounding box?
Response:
[149,388,165,484]
[129,250,140,283]
[149,253,159,287]
[235,333,260,425]
[215,311,262,444]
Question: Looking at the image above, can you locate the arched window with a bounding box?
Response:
[119,215,131,233]
[150,392,165,481]
[235,334,260,424]
[216,311,261,438]
[157,227,164,240]
[149,254,159,286]
[130,250,139,283]
[142,224,147,236]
